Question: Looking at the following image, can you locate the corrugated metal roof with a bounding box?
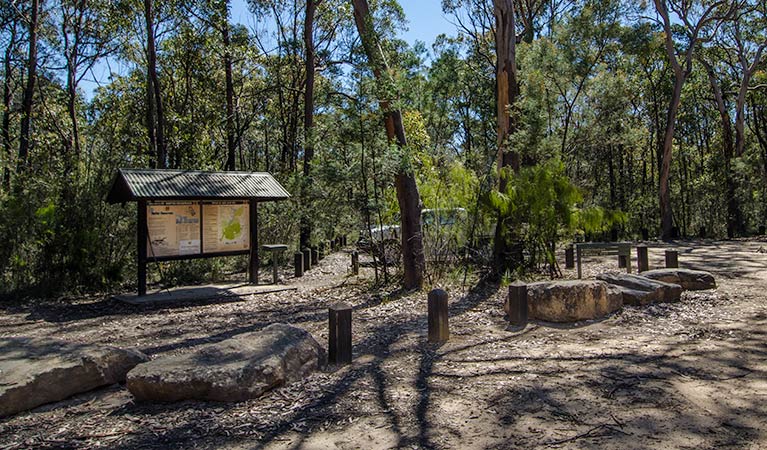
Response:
[106,168,291,203]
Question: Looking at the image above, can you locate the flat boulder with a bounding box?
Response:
[641,268,716,291]
[126,323,323,403]
[526,280,623,323]
[596,272,682,306]
[0,337,148,418]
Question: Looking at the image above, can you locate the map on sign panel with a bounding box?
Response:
[202,201,250,253]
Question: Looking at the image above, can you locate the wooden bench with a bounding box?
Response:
[575,242,632,279]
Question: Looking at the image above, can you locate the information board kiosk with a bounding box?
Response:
[107,169,290,295]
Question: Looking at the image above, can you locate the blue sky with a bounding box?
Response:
[229,0,454,47]
[82,1,455,98]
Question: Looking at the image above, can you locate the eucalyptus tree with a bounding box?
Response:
[351,0,426,290]
[650,0,740,239]
[18,0,41,175]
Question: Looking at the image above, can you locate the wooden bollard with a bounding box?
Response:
[311,247,319,266]
[618,254,627,268]
[665,249,678,268]
[351,250,359,275]
[507,282,528,327]
[637,245,649,272]
[328,303,352,365]
[294,252,304,277]
[319,242,325,259]
[303,248,312,271]
[427,289,449,343]
[342,235,347,247]
[565,246,574,269]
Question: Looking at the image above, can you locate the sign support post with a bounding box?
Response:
[137,199,147,296]
[249,199,259,284]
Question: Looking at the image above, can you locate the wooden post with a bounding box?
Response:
[565,245,574,269]
[576,245,583,279]
[342,235,347,246]
[351,250,359,275]
[271,251,280,284]
[507,282,528,327]
[319,241,325,259]
[303,248,311,271]
[311,247,319,265]
[618,254,627,268]
[248,200,259,284]
[137,200,147,296]
[665,249,678,268]
[328,302,352,365]
[294,252,304,277]
[428,289,449,343]
[637,245,649,272]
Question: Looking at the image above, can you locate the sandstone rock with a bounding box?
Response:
[526,280,623,323]
[641,268,716,291]
[0,337,148,418]
[126,323,323,403]
[596,272,683,306]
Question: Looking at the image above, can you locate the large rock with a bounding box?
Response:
[596,272,683,306]
[0,337,148,418]
[641,268,716,291]
[126,323,323,403]
[526,280,623,323]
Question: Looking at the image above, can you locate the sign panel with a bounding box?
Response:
[146,202,201,257]
[202,201,250,253]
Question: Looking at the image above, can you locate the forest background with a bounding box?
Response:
[1,0,766,296]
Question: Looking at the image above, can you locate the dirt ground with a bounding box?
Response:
[1,238,767,449]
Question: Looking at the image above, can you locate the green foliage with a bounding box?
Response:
[488,160,626,272]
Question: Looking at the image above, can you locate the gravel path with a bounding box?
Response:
[1,239,766,449]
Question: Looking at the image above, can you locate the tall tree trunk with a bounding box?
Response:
[351,0,425,290]
[18,0,40,174]
[492,0,520,275]
[659,76,683,240]
[222,0,236,171]
[144,0,167,168]
[701,59,741,237]
[2,23,17,191]
[300,0,317,250]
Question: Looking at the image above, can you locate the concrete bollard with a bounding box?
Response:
[428,289,449,343]
[565,246,574,269]
[311,247,319,266]
[506,282,528,327]
[637,245,649,272]
[665,249,679,268]
[328,303,352,365]
[351,250,359,275]
[294,252,304,277]
[303,248,312,271]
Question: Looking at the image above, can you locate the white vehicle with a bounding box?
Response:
[359,208,468,264]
